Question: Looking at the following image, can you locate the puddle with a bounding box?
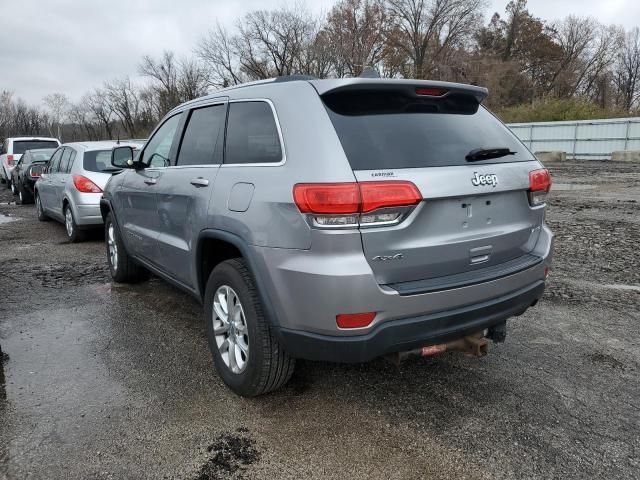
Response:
[552,183,597,191]
[0,213,18,224]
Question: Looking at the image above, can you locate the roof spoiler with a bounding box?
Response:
[310,79,488,103]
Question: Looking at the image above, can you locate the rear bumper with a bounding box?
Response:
[278,280,545,362]
[251,224,553,362]
[68,192,104,227]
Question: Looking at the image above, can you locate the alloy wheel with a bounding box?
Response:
[213,285,249,374]
[107,223,118,271]
[65,208,74,237]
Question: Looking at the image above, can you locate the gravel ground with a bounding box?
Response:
[0,161,638,480]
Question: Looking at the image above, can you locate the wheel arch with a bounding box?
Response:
[196,229,280,328]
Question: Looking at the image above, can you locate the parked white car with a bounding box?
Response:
[1,137,61,189]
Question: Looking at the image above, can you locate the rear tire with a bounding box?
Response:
[105,212,148,283]
[64,204,85,243]
[17,185,33,205]
[204,258,295,397]
[35,194,48,221]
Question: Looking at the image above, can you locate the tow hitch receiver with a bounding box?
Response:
[385,332,489,365]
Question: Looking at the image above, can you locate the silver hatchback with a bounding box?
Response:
[35,141,142,242]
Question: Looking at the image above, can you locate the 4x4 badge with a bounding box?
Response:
[471,172,498,187]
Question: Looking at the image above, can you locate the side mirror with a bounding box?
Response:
[112,146,136,168]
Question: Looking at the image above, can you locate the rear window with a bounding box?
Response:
[225,102,282,164]
[323,91,532,170]
[83,150,114,172]
[13,140,59,154]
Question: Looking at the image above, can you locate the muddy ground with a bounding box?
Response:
[0,161,638,479]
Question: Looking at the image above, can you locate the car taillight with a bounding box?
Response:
[336,312,376,329]
[73,174,102,193]
[528,169,551,206]
[6,154,15,165]
[415,87,447,96]
[293,181,422,228]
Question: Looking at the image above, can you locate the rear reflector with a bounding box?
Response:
[415,87,447,96]
[293,181,421,215]
[73,174,102,193]
[336,312,376,329]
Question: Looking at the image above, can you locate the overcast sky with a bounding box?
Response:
[1,0,638,105]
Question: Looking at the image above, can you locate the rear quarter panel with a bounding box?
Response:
[208,82,358,249]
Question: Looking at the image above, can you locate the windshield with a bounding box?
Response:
[13,140,59,155]
[323,91,533,170]
[23,149,55,164]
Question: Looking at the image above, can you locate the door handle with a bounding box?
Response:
[190,178,209,187]
[144,178,157,185]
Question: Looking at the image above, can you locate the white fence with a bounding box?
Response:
[507,117,640,160]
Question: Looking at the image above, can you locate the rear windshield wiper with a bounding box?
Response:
[466,148,516,162]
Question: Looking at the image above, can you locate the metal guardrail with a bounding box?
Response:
[507,117,640,160]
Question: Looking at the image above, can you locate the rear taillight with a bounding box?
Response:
[528,168,551,206]
[73,174,102,193]
[293,181,422,228]
[6,154,15,165]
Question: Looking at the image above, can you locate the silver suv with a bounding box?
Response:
[102,77,553,396]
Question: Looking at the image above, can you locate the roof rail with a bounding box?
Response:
[273,74,318,83]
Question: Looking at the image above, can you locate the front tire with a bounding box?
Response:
[204,258,295,397]
[64,204,85,243]
[105,212,148,283]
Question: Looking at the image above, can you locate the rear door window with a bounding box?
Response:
[48,149,64,173]
[59,148,72,173]
[177,104,226,166]
[323,91,532,170]
[13,140,59,155]
[224,102,282,164]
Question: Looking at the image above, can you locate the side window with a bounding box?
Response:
[176,104,226,166]
[59,148,72,173]
[65,150,76,173]
[141,114,182,168]
[48,149,64,173]
[225,102,283,164]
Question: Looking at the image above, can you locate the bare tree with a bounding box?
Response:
[86,89,115,139]
[324,0,389,77]
[104,78,145,138]
[196,23,245,88]
[43,92,69,139]
[613,27,640,111]
[387,0,484,79]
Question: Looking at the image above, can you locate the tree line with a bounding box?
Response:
[1,0,639,141]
